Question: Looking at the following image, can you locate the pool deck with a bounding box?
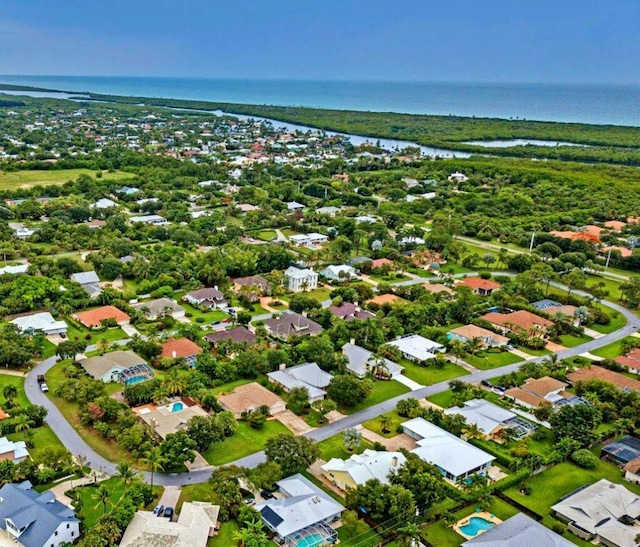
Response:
[453,511,503,540]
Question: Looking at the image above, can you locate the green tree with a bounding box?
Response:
[139,447,165,488]
[264,434,319,476]
[286,387,310,415]
[327,375,373,407]
[92,483,112,516]
[343,428,362,453]
[2,384,18,407]
[550,404,602,448]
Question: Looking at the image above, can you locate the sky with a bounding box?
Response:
[0,0,638,84]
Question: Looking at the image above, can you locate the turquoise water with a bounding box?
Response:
[124,376,147,385]
[296,534,325,547]
[460,517,495,536]
[170,402,185,412]
[0,76,638,126]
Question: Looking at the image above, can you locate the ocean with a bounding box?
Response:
[0,75,639,127]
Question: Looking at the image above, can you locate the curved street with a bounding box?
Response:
[23,277,640,486]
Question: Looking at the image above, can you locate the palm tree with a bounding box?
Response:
[152,385,169,404]
[449,339,466,365]
[163,372,186,396]
[465,337,484,358]
[397,522,421,546]
[371,356,389,380]
[73,493,84,519]
[14,414,34,442]
[379,414,392,434]
[463,423,483,440]
[115,462,139,488]
[92,483,111,515]
[96,338,110,355]
[139,447,165,488]
[2,384,18,407]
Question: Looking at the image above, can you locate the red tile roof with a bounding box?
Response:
[567,365,640,392]
[161,338,203,359]
[461,277,501,292]
[482,310,553,331]
[74,305,130,328]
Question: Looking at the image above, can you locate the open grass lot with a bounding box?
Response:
[590,307,628,334]
[317,433,373,462]
[463,350,521,370]
[590,335,637,359]
[75,477,162,528]
[504,459,640,521]
[45,360,140,465]
[0,373,30,407]
[422,497,519,547]
[202,420,289,465]
[558,333,593,347]
[65,323,128,346]
[400,359,467,386]
[342,379,410,414]
[255,229,277,241]
[363,410,405,438]
[182,302,229,324]
[0,168,134,190]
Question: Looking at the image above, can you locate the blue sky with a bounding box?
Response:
[1,0,638,83]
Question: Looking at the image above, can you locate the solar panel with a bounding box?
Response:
[260,505,284,528]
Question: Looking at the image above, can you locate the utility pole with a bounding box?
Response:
[605,247,612,271]
[529,231,536,253]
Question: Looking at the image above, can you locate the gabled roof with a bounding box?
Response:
[0,481,79,547]
[185,287,225,301]
[217,382,285,414]
[521,376,567,397]
[0,437,29,461]
[449,325,509,345]
[481,310,553,331]
[462,513,574,546]
[461,277,501,291]
[11,312,67,333]
[265,312,323,337]
[386,334,444,361]
[284,266,316,279]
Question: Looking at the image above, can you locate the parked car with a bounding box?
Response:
[481,380,493,388]
[164,507,174,519]
[260,489,275,500]
[243,498,256,506]
[495,385,507,392]
[153,504,164,516]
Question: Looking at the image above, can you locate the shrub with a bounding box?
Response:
[570,448,599,469]
[551,522,566,535]
[195,317,205,323]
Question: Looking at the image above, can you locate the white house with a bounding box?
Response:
[286,201,306,211]
[320,264,357,281]
[0,437,29,463]
[13,227,36,240]
[341,342,404,378]
[321,450,406,491]
[256,474,344,546]
[403,418,495,483]
[0,264,29,276]
[268,362,332,402]
[284,266,318,292]
[11,312,68,336]
[0,481,80,547]
[130,214,169,226]
[91,198,118,209]
[70,270,102,299]
[386,334,445,363]
[448,171,469,182]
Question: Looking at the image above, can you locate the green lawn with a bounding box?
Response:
[427,390,456,408]
[337,524,386,547]
[516,345,551,357]
[400,359,467,386]
[0,373,30,407]
[590,307,628,334]
[463,350,521,370]
[202,420,290,465]
[65,323,128,346]
[317,433,373,462]
[211,378,255,396]
[558,333,593,348]
[8,425,66,461]
[422,496,519,547]
[590,336,637,359]
[182,302,229,324]
[342,379,410,414]
[362,410,405,438]
[0,168,134,190]
[75,477,162,528]
[255,230,277,242]
[248,304,269,316]
[368,272,411,283]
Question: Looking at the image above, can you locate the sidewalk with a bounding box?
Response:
[583,327,605,339]
[0,369,26,377]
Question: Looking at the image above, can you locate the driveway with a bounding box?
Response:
[395,374,423,391]
[275,411,315,435]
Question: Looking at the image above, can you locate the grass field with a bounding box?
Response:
[202,420,289,465]
[0,373,30,407]
[463,350,521,370]
[426,390,456,408]
[342,379,410,414]
[182,302,230,324]
[400,359,467,386]
[0,168,134,190]
[317,433,373,462]
[7,425,66,461]
[558,333,593,348]
[65,323,128,346]
[590,336,638,359]
[362,410,405,438]
[590,307,628,334]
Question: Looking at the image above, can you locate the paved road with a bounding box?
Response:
[24,284,639,487]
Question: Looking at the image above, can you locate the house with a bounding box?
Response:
[355,215,377,224]
[256,474,344,546]
[341,342,404,378]
[347,256,373,268]
[403,418,495,483]
[73,306,130,328]
[85,219,107,229]
[265,312,323,339]
[183,288,228,310]
[78,350,152,384]
[462,513,574,547]
[268,362,332,402]
[316,206,342,217]
[321,450,406,491]
[327,302,375,322]
[288,234,312,247]
[448,325,509,348]
[204,326,257,346]
[624,458,640,484]
[160,338,202,366]
[615,348,640,374]
[217,382,286,418]
[365,293,405,306]
[602,246,633,258]
[286,201,305,211]
[448,171,469,182]
[386,334,445,363]
[504,376,574,409]
[233,275,271,298]
[481,310,553,338]
[604,220,627,232]
[134,298,186,320]
[0,481,80,547]
[601,436,640,467]
[116,186,140,195]
[0,264,29,276]
[551,479,640,547]
[0,437,29,463]
[134,399,209,439]
[11,313,68,336]
[91,198,118,209]
[70,270,102,299]
[567,365,640,393]
[370,258,394,270]
[444,399,535,441]
[460,277,501,296]
[130,214,169,226]
[320,264,357,281]
[284,266,318,292]
[236,203,260,213]
[119,502,220,547]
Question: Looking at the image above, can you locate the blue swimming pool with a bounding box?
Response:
[459,517,495,536]
[124,376,147,385]
[296,533,325,547]
[170,402,185,412]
